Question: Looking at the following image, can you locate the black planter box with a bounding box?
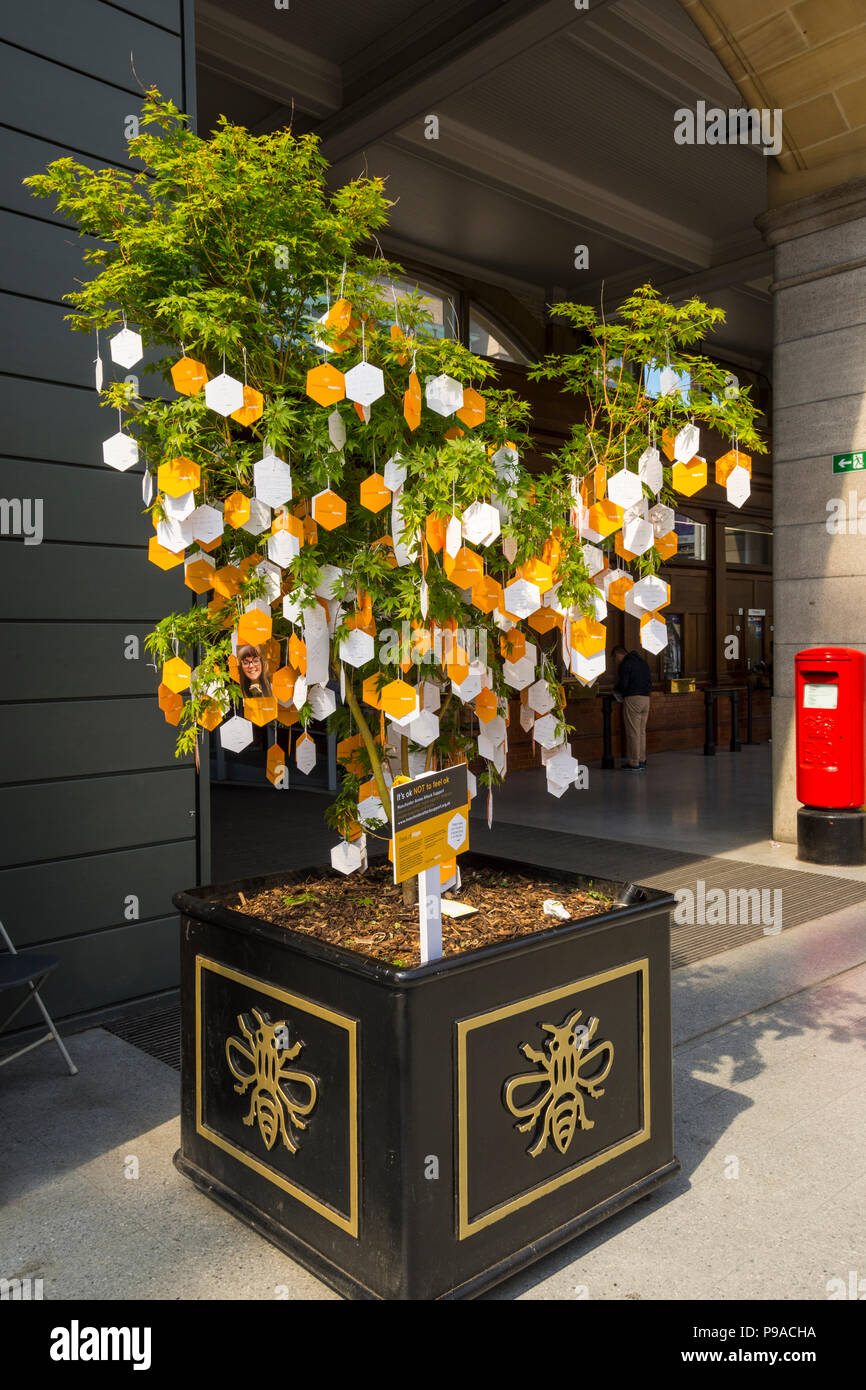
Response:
[174,853,679,1300]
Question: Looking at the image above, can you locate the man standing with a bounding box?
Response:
[612,645,652,772]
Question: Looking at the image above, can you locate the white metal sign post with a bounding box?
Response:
[418,865,443,965]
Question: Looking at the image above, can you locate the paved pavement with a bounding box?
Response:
[2,893,865,1301]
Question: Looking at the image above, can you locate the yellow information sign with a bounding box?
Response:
[390,764,469,885]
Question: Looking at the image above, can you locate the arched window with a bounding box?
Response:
[468,305,528,364]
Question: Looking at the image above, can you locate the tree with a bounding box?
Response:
[26,91,764,881]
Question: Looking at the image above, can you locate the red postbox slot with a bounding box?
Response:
[795,647,865,809]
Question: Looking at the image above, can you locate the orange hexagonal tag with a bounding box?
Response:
[362,673,384,708]
[230,385,264,427]
[337,732,365,774]
[501,628,526,661]
[162,657,192,693]
[475,687,498,723]
[312,488,346,530]
[380,680,416,720]
[390,322,408,366]
[148,536,185,570]
[457,388,486,428]
[170,357,209,397]
[184,557,215,595]
[571,616,606,655]
[237,609,272,646]
[607,576,634,611]
[244,696,278,726]
[160,688,184,726]
[528,607,561,634]
[289,633,307,675]
[445,545,483,589]
[224,491,251,528]
[472,574,504,614]
[654,530,678,562]
[715,448,751,485]
[587,498,624,538]
[158,456,200,498]
[208,596,236,629]
[271,666,297,703]
[672,455,707,497]
[425,514,446,554]
[306,363,346,406]
[197,700,223,732]
[266,742,288,786]
[213,564,242,598]
[517,558,553,594]
[276,703,299,728]
[615,530,638,562]
[360,472,391,513]
[661,427,677,462]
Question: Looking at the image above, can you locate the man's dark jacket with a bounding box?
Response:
[615,651,652,697]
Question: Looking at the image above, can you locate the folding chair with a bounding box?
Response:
[0,921,77,1075]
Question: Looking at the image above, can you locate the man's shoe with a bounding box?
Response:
[639,761,647,769]
[621,763,643,772]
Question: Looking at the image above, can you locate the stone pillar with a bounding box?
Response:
[758,179,866,843]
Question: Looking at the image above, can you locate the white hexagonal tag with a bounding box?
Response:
[164,489,196,522]
[109,328,143,370]
[339,628,375,668]
[452,671,483,703]
[358,792,386,825]
[383,453,407,491]
[528,679,555,716]
[659,365,680,397]
[674,423,699,463]
[331,838,363,875]
[503,656,535,690]
[582,543,605,575]
[241,497,272,536]
[623,516,654,555]
[205,373,245,416]
[344,362,385,407]
[546,747,579,784]
[592,589,607,621]
[293,674,309,709]
[308,684,337,720]
[425,374,463,417]
[726,464,751,508]
[492,445,519,487]
[156,515,191,552]
[421,680,441,712]
[328,409,346,451]
[447,810,467,849]
[407,708,439,747]
[533,713,563,750]
[649,503,675,538]
[571,649,606,685]
[295,731,316,774]
[503,578,541,619]
[641,617,669,655]
[103,431,139,472]
[638,446,663,495]
[254,452,293,508]
[189,504,223,545]
[607,467,643,509]
[632,575,669,612]
[315,564,343,601]
[545,774,570,799]
[269,529,300,567]
[220,715,254,752]
[256,559,282,603]
[519,703,535,733]
[461,501,500,546]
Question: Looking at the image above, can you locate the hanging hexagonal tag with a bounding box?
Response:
[457,388,486,428]
[306,363,345,406]
[407,708,439,746]
[162,657,191,693]
[726,465,751,508]
[461,501,500,546]
[254,451,292,508]
[623,515,654,556]
[607,467,644,510]
[339,628,375,668]
[205,372,245,416]
[184,553,216,594]
[331,838,363,875]
[293,674,309,709]
[380,679,417,720]
[672,455,707,497]
[491,444,519,487]
[148,537,184,570]
[344,361,385,407]
[156,515,192,553]
[425,374,463,416]
[308,684,337,720]
[272,666,296,704]
[220,714,254,752]
[103,431,139,472]
[268,527,301,567]
[528,679,555,716]
[674,423,700,463]
[222,491,250,529]
[503,655,535,690]
[171,356,208,396]
[632,575,670,612]
[267,743,288,788]
[715,448,752,486]
[383,454,407,491]
[237,608,272,646]
[638,446,663,495]
[312,488,346,530]
[164,489,196,522]
[503,577,541,619]
[472,574,503,615]
[640,611,669,654]
[655,530,678,562]
[244,696,278,726]
[360,472,391,513]
[231,385,264,427]
[659,365,680,397]
[533,713,564,750]
[328,409,346,451]
[295,731,317,775]
[648,503,675,538]
[571,648,606,686]
[109,328,143,369]
[241,497,272,536]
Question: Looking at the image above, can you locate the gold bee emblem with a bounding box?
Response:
[503,1008,614,1158]
[225,1008,318,1154]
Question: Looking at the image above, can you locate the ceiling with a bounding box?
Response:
[195,0,774,367]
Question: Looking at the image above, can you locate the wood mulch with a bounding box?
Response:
[230,864,615,967]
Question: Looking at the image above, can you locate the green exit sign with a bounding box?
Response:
[833,449,866,473]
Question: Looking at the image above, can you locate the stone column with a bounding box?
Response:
[758,179,866,843]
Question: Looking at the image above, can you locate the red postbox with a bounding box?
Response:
[795,647,866,809]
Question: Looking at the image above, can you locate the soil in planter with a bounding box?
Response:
[230,865,616,967]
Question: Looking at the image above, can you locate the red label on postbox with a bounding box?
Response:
[795,647,865,809]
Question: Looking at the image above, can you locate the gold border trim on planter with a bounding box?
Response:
[456,958,650,1240]
[195,956,359,1237]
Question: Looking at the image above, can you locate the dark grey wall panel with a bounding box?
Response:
[0,840,196,947]
[0,624,162,699]
[0,769,196,867]
[109,0,182,37]
[13,915,182,1021]
[0,212,101,305]
[0,0,183,96]
[0,376,129,465]
[0,459,151,544]
[0,543,184,619]
[0,129,131,224]
[0,296,172,393]
[1,698,192,782]
[0,45,180,165]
